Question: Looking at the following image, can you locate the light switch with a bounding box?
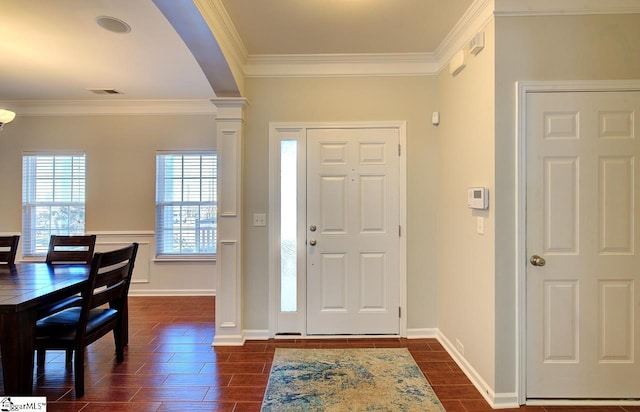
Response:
[477,217,484,235]
[253,213,266,227]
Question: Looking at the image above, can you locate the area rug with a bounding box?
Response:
[261,348,446,411]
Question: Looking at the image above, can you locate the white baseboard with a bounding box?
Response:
[244,330,270,340]
[527,399,640,407]
[212,334,245,346]
[437,330,519,409]
[129,289,216,296]
[407,328,439,339]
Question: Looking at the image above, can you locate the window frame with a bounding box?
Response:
[22,152,87,257]
[155,151,217,261]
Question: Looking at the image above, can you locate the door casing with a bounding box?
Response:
[516,80,640,404]
[268,121,407,338]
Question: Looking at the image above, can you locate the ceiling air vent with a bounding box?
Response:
[87,88,123,95]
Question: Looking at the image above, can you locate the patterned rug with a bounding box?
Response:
[261,348,446,411]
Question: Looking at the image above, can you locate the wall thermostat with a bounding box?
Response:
[468,187,489,209]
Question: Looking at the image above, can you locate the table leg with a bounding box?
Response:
[0,310,37,395]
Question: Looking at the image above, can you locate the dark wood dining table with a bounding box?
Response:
[0,262,90,395]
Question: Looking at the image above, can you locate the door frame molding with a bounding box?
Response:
[268,121,407,338]
[516,80,640,404]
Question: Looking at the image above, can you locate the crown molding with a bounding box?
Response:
[244,53,439,78]
[0,99,217,116]
[433,0,495,74]
[495,0,640,16]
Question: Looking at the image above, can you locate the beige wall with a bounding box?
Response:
[242,76,440,330]
[493,13,640,394]
[436,22,497,389]
[435,13,640,399]
[0,113,217,294]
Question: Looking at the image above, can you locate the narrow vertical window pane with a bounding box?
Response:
[280,141,297,312]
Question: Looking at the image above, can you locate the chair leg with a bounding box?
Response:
[114,326,125,363]
[74,347,85,398]
[36,349,46,369]
[65,349,73,365]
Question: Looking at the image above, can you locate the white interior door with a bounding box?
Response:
[306,127,400,335]
[526,90,640,398]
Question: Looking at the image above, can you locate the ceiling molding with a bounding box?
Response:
[495,0,640,16]
[0,100,217,116]
[244,53,439,78]
[433,0,494,74]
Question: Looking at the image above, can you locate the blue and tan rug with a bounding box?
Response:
[261,348,446,411]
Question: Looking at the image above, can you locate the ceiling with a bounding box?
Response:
[220,0,473,55]
[0,0,474,102]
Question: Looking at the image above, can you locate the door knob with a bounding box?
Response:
[529,255,546,267]
[309,240,317,246]
[310,225,317,232]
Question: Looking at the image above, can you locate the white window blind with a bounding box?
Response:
[156,152,217,256]
[22,154,86,256]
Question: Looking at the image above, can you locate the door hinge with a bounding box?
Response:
[399,306,401,318]
[399,225,401,237]
[398,144,401,156]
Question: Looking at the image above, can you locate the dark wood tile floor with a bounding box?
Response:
[1,296,637,411]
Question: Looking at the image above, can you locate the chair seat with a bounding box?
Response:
[36,307,118,341]
[38,295,83,318]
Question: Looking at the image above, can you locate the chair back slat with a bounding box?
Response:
[81,243,138,323]
[46,235,96,265]
[0,235,20,265]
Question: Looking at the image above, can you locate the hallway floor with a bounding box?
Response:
[2,296,637,411]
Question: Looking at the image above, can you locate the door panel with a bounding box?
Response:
[526,91,640,399]
[307,128,399,335]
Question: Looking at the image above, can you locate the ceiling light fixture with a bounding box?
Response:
[95,16,131,34]
[0,109,16,131]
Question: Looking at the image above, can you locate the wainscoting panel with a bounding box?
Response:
[93,231,216,295]
[95,234,151,283]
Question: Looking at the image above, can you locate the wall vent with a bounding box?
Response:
[87,88,123,95]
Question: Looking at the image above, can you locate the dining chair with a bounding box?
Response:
[0,235,20,264]
[38,234,98,319]
[46,234,97,264]
[35,242,139,398]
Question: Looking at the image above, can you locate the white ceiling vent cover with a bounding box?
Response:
[88,89,123,95]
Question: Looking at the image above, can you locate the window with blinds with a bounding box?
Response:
[22,154,86,256]
[156,152,217,257]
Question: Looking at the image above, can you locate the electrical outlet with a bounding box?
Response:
[455,338,465,355]
[253,213,266,227]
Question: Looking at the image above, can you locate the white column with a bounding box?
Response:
[212,98,247,346]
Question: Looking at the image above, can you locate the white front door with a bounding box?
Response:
[306,127,400,335]
[526,90,640,398]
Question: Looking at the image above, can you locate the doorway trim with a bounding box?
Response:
[516,80,640,405]
[268,121,407,338]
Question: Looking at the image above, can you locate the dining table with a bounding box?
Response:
[0,262,90,395]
